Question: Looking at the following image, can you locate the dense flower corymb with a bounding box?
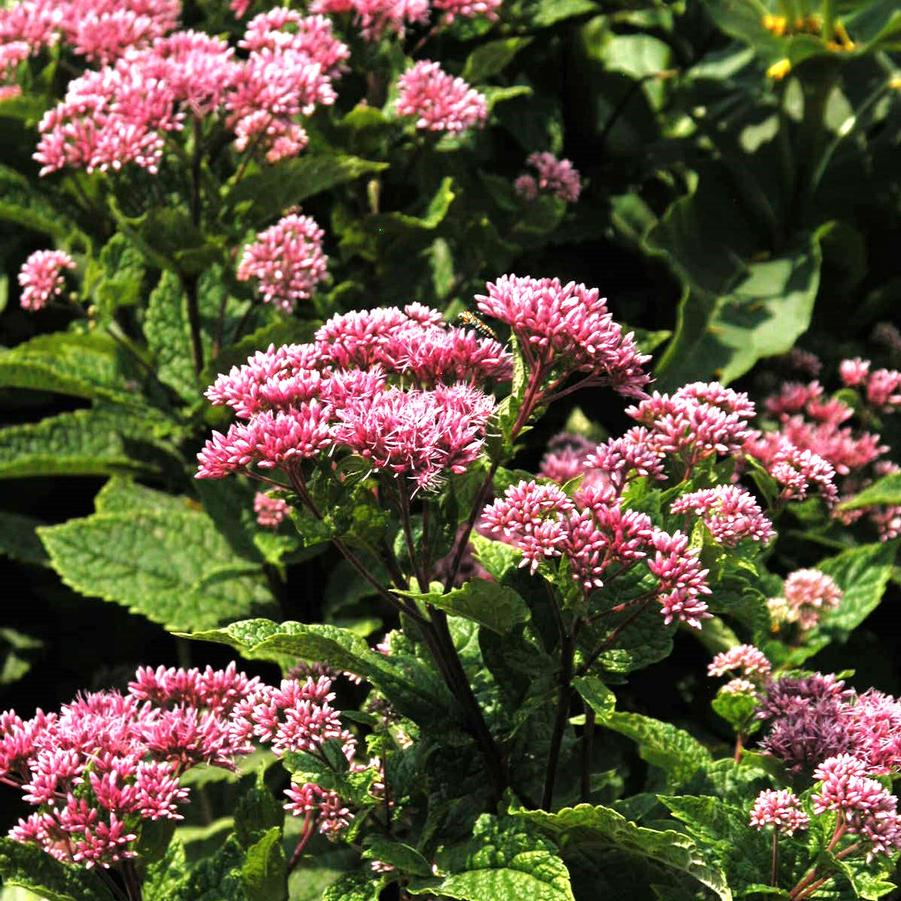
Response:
[18,249,75,311]
[707,644,771,679]
[514,152,581,204]
[749,789,809,834]
[237,212,328,312]
[395,60,487,133]
[671,485,774,546]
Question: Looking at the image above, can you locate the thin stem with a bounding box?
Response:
[770,829,779,887]
[580,704,596,802]
[287,814,315,874]
[430,609,507,801]
[542,623,575,809]
[398,484,426,591]
[734,732,745,763]
[183,274,205,375]
[576,597,654,677]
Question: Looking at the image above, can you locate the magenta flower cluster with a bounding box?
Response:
[671,485,774,547]
[0,662,360,868]
[482,479,711,628]
[16,249,75,311]
[197,302,511,491]
[768,568,842,632]
[32,11,348,174]
[395,60,487,134]
[749,788,809,834]
[236,211,328,313]
[514,152,582,204]
[254,491,290,527]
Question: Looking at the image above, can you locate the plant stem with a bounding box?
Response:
[580,704,595,802]
[398,484,427,591]
[430,608,507,801]
[287,814,315,874]
[542,626,575,809]
[770,830,779,886]
[734,732,745,763]
[183,274,205,375]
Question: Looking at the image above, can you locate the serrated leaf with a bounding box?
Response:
[0,407,160,479]
[839,472,901,511]
[94,476,195,516]
[144,840,189,901]
[514,804,730,900]
[0,165,81,239]
[525,0,596,28]
[322,874,381,901]
[241,828,287,901]
[39,511,276,631]
[0,332,141,404]
[572,675,615,718]
[470,533,522,581]
[711,691,758,729]
[144,271,198,403]
[228,155,388,227]
[0,838,115,901]
[397,579,530,634]
[601,712,712,790]
[408,814,575,901]
[363,837,431,877]
[85,233,146,321]
[463,37,532,82]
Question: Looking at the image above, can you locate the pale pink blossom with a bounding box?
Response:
[671,485,774,546]
[432,0,500,23]
[254,491,289,527]
[395,60,486,133]
[648,529,711,628]
[840,358,871,387]
[779,568,842,631]
[17,249,75,310]
[708,644,771,679]
[237,212,328,312]
[749,789,809,834]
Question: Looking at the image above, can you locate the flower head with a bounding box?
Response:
[749,789,809,834]
[237,212,328,312]
[17,249,75,310]
[395,60,486,133]
[671,486,774,546]
[708,644,771,679]
[515,152,581,203]
[254,492,289,527]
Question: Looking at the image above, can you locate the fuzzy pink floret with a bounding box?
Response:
[254,491,289,527]
[749,789,809,834]
[17,249,75,311]
[671,485,774,546]
[395,60,486,133]
[708,644,771,679]
[515,152,581,203]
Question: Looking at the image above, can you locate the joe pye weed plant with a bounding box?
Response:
[2,0,901,898]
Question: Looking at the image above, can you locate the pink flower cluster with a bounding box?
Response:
[768,568,842,632]
[198,301,511,491]
[33,12,347,174]
[395,60,487,133]
[17,249,74,311]
[254,491,289,527]
[1,662,362,868]
[482,479,711,627]
[671,485,774,546]
[237,211,328,312]
[514,152,581,204]
[762,364,900,537]
[0,0,179,65]
[707,644,771,679]
[812,755,901,858]
[749,788,809,834]
[476,275,651,401]
[313,0,428,40]
[432,0,501,24]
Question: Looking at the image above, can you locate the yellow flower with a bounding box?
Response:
[762,13,787,36]
[890,75,901,91]
[767,58,792,81]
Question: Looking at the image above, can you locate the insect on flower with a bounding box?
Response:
[458,311,498,341]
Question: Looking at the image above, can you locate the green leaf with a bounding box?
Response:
[0,332,141,404]
[463,37,532,82]
[470,533,522,582]
[599,711,712,790]
[363,837,431,877]
[653,227,825,386]
[234,771,284,849]
[322,874,382,901]
[838,472,901,511]
[0,511,49,565]
[84,233,146,321]
[0,165,81,239]
[144,271,199,403]
[711,691,758,730]
[0,838,115,901]
[398,579,530,634]
[241,828,287,901]
[228,155,388,227]
[0,407,160,479]
[408,815,574,901]
[38,510,276,631]
[514,804,730,900]
[0,628,42,686]
[144,841,189,901]
[94,476,194,516]
[810,541,897,642]
[524,0,596,28]
[572,675,616,718]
